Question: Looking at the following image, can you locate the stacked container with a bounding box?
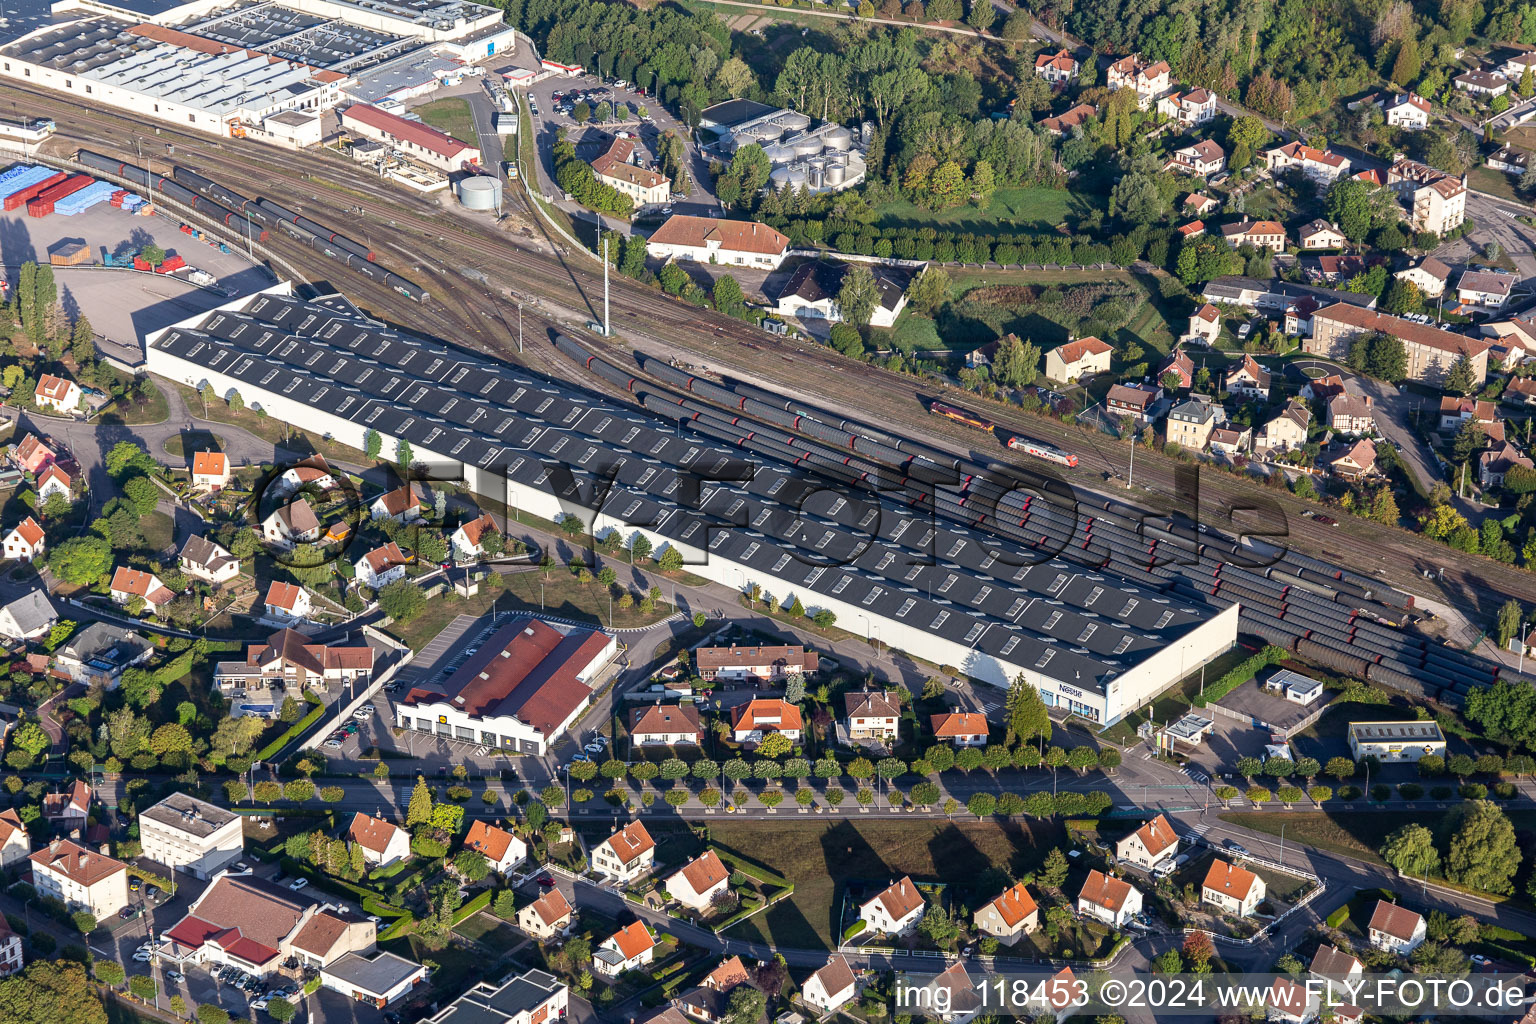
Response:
[27,174,93,217]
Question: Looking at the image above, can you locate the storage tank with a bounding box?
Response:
[737,122,783,145]
[778,110,811,132]
[770,164,807,189]
[861,121,875,145]
[762,143,795,165]
[455,175,502,210]
[807,158,826,188]
[823,126,853,152]
[826,159,846,186]
[791,133,823,158]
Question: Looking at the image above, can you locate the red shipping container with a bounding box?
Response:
[160,254,185,271]
[27,174,93,218]
[4,171,66,212]
[132,257,150,271]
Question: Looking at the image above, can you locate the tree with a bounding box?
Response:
[1444,355,1476,396]
[47,536,111,585]
[122,476,160,515]
[253,780,282,805]
[713,275,746,318]
[453,849,490,882]
[1446,800,1521,894]
[266,999,296,1024]
[908,267,950,314]
[1466,679,1536,749]
[758,732,793,759]
[966,0,995,31]
[968,792,996,817]
[919,903,959,947]
[1040,848,1069,888]
[1004,675,1051,746]
[723,984,767,1024]
[407,775,434,826]
[837,265,881,328]
[196,1006,231,1024]
[378,580,425,622]
[1380,278,1424,315]
[658,546,684,572]
[992,334,1041,388]
[1381,822,1440,877]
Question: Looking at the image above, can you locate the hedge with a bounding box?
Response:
[255,692,326,761]
[842,920,866,939]
[451,890,493,926]
[1325,906,1349,929]
[1192,646,1289,708]
[712,848,790,889]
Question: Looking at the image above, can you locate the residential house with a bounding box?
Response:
[1309,304,1489,387]
[629,703,703,746]
[33,374,80,414]
[666,850,730,912]
[1209,426,1252,456]
[347,813,410,868]
[261,499,321,549]
[264,581,314,623]
[730,698,804,744]
[592,822,655,882]
[1382,92,1431,129]
[1298,220,1347,249]
[517,888,573,940]
[1105,55,1170,108]
[1302,373,1347,402]
[1114,814,1179,872]
[191,451,230,491]
[1043,336,1112,383]
[1038,103,1096,135]
[1500,51,1536,81]
[844,690,901,743]
[2,516,43,562]
[1386,159,1467,235]
[1107,383,1161,427]
[41,780,90,829]
[1488,145,1528,173]
[463,820,527,876]
[1185,193,1218,216]
[1157,88,1216,124]
[1171,140,1225,176]
[0,918,21,976]
[1076,870,1142,927]
[674,957,757,1024]
[801,955,858,1015]
[1368,900,1426,954]
[1158,348,1195,390]
[696,644,817,682]
[1456,70,1509,96]
[594,921,655,979]
[859,877,924,937]
[973,882,1039,945]
[12,435,55,475]
[278,456,339,495]
[1034,49,1079,85]
[1176,220,1205,240]
[179,535,239,584]
[646,215,789,270]
[214,628,374,702]
[29,839,128,919]
[1166,399,1217,451]
[923,962,984,1024]
[1266,977,1317,1024]
[591,137,671,207]
[451,514,500,560]
[1438,397,1497,434]
[138,793,244,880]
[110,566,175,609]
[370,485,424,523]
[0,590,55,641]
[1202,859,1266,917]
[774,260,909,328]
[1225,355,1271,399]
[355,542,411,590]
[54,622,151,687]
[930,712,988,746]
[1507,377,1536,408]
[320,950,426,1009]
[36,464,70,502]
[1483,316,1536,366]
[1264,142,1351,183]
[1328,394,1375,435]
[1310,944,1364,983]
[1220,218,1287,253]
[1186,304,1222,345]
[1256,400,1312,454]
[1481,443,1534,488]
[1395,256,1452,298]
[1457,269,1516,309]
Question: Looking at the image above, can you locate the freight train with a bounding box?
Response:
[73,151,428,303]
[551,333,1502,705]
[929,401,997,431]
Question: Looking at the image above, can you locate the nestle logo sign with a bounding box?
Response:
[1059,684,1084,699]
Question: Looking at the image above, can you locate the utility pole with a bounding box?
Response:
[1126,438,1135,490]
[517,303,523,354]
[602,235,611,336]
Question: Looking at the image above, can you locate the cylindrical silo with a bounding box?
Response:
[763,143,794,165]
[779,110,811,131]
[824,126,853,152]
[807,158,825,188]
[455,175,502,210]
[792,133,822,158]
[770,165,806,189]
[826,160,846,186]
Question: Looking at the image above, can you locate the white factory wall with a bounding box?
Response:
[0,58,236,136]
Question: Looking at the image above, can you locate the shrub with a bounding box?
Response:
[1461,783,1488,799]
[1370,784,1390,802]
[1326,905,1349,928]
[1309,786,1333,802]
[1398,783,1423,800]
[1339,785,1362,800]
[1431,785,1453,799]
[1494,782,1517,799]
[1246,786,1271,803]
[842,920,867,939]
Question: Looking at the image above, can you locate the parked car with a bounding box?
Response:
[166,971,184,983]
[1223,839,1250,857]
[288,877,309,891]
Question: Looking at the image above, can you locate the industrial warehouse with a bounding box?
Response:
[0,0,514,140]
[143,285,1503,724]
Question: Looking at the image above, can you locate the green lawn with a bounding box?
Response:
[1219,810,1441,867]
[709,819,1063,950]
[1471,165,1520,202]
[454,911,523,952]
[871,187,1092,233]
[101,380,169,426]
[141,510,174,552]
[412,98,477,146]
[162,430,225,459]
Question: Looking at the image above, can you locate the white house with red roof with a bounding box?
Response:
[930,712,988,746]
[31,839,127,918]
[2,517,44,562]
[347,813,410,868]
[1264,142,1351,183]
[1043,336,1112,383]
[1367,900,1426,953]
[354,541,411,589]
[463,820,527,875]
[1267,977,1317,1024]
[451,513,501,560]
[1220,219,1288,253]
[594,921,654,978]
[0,809,28,870]
[278,456,339,496]
[396,616,616,757]
[340,104,480,172]
[645,215,789,270]
[1202,859,1266,916]
[1105,54,1170,108]
[859,876,924,936]
[370,484,425,524]
[1185,303,1222,346]
[36,463,71,502]
[1170,139,1226,177]
[1076,870,1142,927]
[1115,814,1179,871]
[1381,92,1431,130]
[666,850,730,912]
[593,821,655,882]
[730,698,803,744]
[110,566,175,609]
[973,881,1039,944]
[1157,88,1215,124]
[801,955,858,1014]
[191,451,230,491]
[516,887,573,940]
[1033,49,1079,84]
[33,374,80,414]
[264,581,314,623]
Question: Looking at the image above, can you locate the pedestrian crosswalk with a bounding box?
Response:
[1184,820,1212,839]
[979,700,1002,713]
[1185,766,1210,784]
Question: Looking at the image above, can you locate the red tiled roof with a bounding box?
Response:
[984,882,1038,927]
[362,541,410,574]
[374,484,423,517]
[1314,303,1491,359]
[1052,336,1111,366]
[1078,869,1134,912]
[1203,858,1261,900]
[731,698,804,733]
[931,712,988,737]
[526,887,572,926]
[1369,900,1423,941]
[604,821,655,865]
[1132,814,1179,857]
[29,839,125,887]
[677,851,729,897]
[348,812,403,855]
[192,451,228,477]
[342,104,476,161]
[111,566,172,605]
[1035,49,1077,72]
[629,703,701,737]
[870,876,923,921]
[648,216,788,257]
[610,920,654,959]
[458,513,499,547]
[9,516,43,547]
[265,581,306,612]
[35,374,74,402]
[465,820,518,863]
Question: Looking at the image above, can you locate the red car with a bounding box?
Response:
[1314,514,1338,526]
[537,875,555,887]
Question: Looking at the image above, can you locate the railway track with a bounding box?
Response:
[8,80,1535,628]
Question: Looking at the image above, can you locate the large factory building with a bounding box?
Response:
[144,284,1237,726]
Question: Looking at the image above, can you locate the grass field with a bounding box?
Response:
[162,430,225,459]
[872,187,1091,234]
[454,911,523,952]
[709,819,1063,950]
[413,98,478,145]
[1219,810,1441,866]
[1470,166,1521,202]
[102,379,169,426]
